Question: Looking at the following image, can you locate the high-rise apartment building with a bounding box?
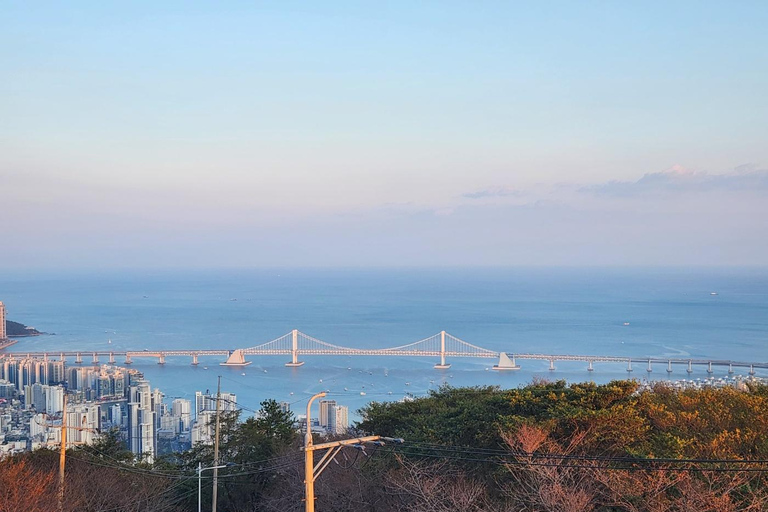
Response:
[194,391,237,417]
[329,405,349,435]
[0,301,6,340]
[171,398,192,432]
[45,385,64,415]
[319,400,336,427]
[127,380,155,462]
[66,403,100,445]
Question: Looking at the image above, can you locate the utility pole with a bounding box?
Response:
[35,390,97,512]
[212,376,222,512]
[303,392,403,512]
[58,392,67,512]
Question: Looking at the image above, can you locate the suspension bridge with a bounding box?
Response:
[1,329,766,375]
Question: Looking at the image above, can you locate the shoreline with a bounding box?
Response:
[0,339,18,350]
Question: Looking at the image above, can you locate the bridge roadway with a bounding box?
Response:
[1,347,766,375]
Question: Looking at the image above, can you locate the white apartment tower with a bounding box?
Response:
[319,400,336,428]
[0,301,6,340]
[329,405,349,435]
[127,380,155,462]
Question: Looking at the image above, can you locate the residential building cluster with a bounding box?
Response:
[0,350,353,461]
[317,399,349,434]
[0,355,244,462]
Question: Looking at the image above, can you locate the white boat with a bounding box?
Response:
[360,391,366,396]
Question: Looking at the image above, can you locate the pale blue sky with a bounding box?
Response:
[2,2,767,267]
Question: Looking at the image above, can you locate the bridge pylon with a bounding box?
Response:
[492,352,520,371]
[285,329,305,367]
[221,349,251,367]
[434,331,451,369]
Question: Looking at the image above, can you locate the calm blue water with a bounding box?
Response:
[1,268,767,419]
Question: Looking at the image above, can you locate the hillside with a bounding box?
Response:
[5,320,43,337]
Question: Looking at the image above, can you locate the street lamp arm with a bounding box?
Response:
[199,464,230,474]
[309,435,383,452]
[198,462,233,512]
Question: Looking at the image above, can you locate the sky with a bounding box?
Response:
[2,1,767,268]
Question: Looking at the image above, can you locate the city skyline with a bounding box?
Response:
[3,2,767,268]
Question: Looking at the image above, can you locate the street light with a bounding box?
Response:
[303,392,405,512]
[198,462,232,512]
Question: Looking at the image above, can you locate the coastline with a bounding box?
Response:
[0,339,18,350]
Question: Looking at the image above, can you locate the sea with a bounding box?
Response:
[1,267,767,420]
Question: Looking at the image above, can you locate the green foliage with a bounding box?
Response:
[77,427,135,463]
[169,398,300,511]
[358,379,768,460]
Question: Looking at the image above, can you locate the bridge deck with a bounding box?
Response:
[1,348,766,369]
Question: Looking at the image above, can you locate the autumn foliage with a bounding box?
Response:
[1,381,766,511]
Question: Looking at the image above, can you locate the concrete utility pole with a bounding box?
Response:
[303,392,403,512]
[58,393,67,512]
[212,376,222,512]
[46,391,98,512]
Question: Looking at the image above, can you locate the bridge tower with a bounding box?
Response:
[434,331,451,369]
[492,352,520,371]
[285,329,305,367]
[222,349,251,367]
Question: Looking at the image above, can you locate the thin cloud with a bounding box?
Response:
[583,165,768,196]
[462,186,522,199]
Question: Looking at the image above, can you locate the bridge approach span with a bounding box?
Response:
[1,329,766,374]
